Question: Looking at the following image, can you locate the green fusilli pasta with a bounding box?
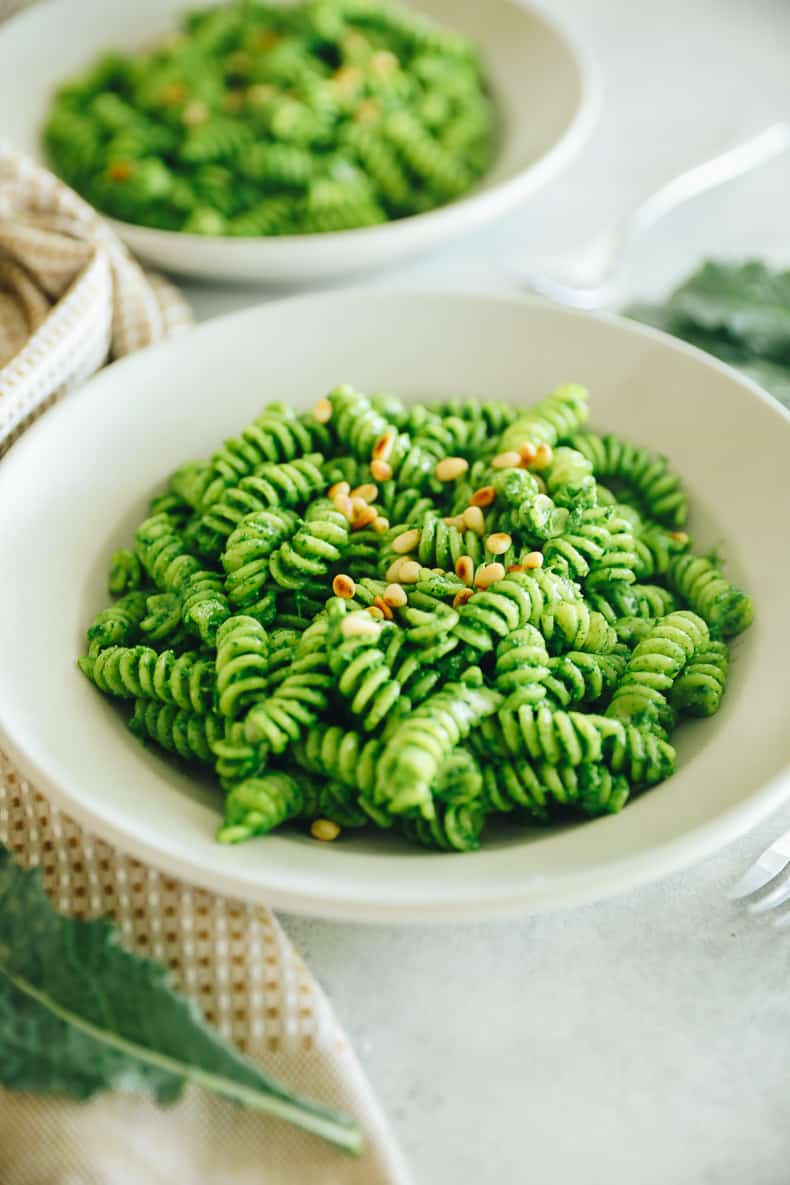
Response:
[44,0,493,237]
[80,382,753,851]
[666,554,754,637]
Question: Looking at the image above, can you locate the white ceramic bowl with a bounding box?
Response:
[1,290,789,922]
[0,0,597,283]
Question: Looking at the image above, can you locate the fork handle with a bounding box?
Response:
[623,122,790,254]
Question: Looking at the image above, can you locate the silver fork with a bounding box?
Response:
[519,121,790,310]
[729,828,790,925]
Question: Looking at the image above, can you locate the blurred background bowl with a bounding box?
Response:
[0,0,599,283]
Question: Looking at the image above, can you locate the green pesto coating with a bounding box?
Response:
[79,384,753,851]
[44,0,493,237]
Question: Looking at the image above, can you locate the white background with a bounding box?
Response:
[88,0,790,1181]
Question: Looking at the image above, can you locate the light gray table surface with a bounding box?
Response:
[181,2,790,1182]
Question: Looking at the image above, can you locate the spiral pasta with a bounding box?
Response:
[80,381,753,850]
[217,771,319,844]
[108,549,143,595]
[214,615,270,718]
[666,554,754,637]
[543,650,627,709]
[568,431,688,527]
[401,798,487,852]
[494,626,550,701]
[499,384,590,452]
[129,699,226,764]
[543,506,638,588]
[328,384,439,490]
[81,645,215,714]
[670,640,729,717]
[491,704,624,767]
[326,605,403,731]
[375,680,501,817]
[221,508,300,611]
[139,593,189,647]
[172,404,328,511]
[454,569,576,653]
[46,1,493,236]
[193,455,325,555]
[268,499,350,590]
[607,610,709,726]
[244,617,332,750]
[480,759,629,820]
[87,590,149,651]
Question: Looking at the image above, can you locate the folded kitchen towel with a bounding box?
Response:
[0,145,192,453]
[0,148,412,1185]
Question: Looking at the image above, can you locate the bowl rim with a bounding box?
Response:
[1,287,788,922]
[18,0,602,253]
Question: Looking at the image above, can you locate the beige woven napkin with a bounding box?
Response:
[0,146,191,453]
[0,150,411,1184]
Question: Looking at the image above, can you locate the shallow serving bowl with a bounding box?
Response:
[0,0,597,283]
[1,290,789,921]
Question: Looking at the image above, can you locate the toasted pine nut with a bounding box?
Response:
[328,481,350,499]
[373,596,394,621]
[486,532,512,556]
[333,493,354,520]
[671,531,689,544]
[355,98,380,125]
[392,528,421,554]
[443,514,466,529]
[311,818,341,841]
[470,486,496,508]
[353,505,378,530]
[341,612,381,638]
[107,160,133,181]
[372,433,394,462]
[519,441,537,464]
[332,574,356,599]
[161,81,186,105]
[532,443,554,470]
[351,483,378,503]
[455,555,475,585]
[453,588,475,608]
[398,560,421,584]
[367,605,385,621]
[372,515,390,534]
[492,450,522,469]
[313,397,332,423]
[247,82,275,105]
[370,459,392,482]
[435,456,469,482]
[475,562,506,589]
[182,100,209,127]
[463,505,485,535]
[524,550,544,569]
[507,563,525,573]
[385,558,407,583]
[370,49,398,73]
[383,583,407,608]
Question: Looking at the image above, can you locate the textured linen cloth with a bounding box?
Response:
[0,146,191,453]
[0,149,411,1183]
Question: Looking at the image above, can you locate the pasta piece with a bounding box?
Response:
[667,554,754,637]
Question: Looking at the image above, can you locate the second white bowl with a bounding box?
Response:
[0,0,598,282]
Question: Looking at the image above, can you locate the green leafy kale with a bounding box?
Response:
[0,844,361,1154]
[630,260,790,409]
